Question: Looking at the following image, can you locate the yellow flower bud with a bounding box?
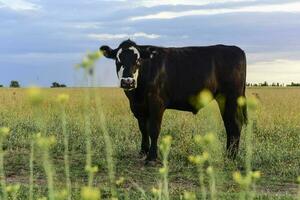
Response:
[251,171,261,179]
[27,87,44,105]
[151,187,161,196]
[189,154,208,165]
[206,166,214,175]
[88,51,102,61]
[81,187,100,200]
[194,135,203,144]
[159,167,168,175]
[0,127,10,138]
[116,177,125,186]
[237,96,246,107]
[204,132,215,144]
[188,155,200,165]
[57,94,69,104]
[85,165,99,174]
[80,57,93,69]
[6,184,20,193]
[201,152,210,161]
[160,135,172,152]
[6,185,12,192]
[233,171,253,188]
[199,89,213,106]
[233,171,242,184]
[49,136,56,146]
[183,191,196,200]
[162,135,172,145]
[36,135,56,149]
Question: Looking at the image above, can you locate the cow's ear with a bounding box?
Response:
[140,47,158,59]
[100,45,117,59]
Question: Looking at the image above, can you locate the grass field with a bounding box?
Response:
[0,87,299,199]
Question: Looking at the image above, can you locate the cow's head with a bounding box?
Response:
[100,39,156,90]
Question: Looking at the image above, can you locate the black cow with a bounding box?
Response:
[100,39,247,163]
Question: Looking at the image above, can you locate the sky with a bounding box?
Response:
[0,0,300,87]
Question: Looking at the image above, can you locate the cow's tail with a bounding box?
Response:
[241,50,248,125]
[237,80,248,126]
[242,84,248,125]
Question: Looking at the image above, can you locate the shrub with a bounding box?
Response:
[10,81,20,88]
[51,82,67,88]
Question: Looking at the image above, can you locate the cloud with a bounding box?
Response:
[88,32,161,40]
[132,0,258,7]
[67,22,103,29]
[130,2,300,20]
[0,0,40,11]
[248,59,300,83]
[248,51,300,64]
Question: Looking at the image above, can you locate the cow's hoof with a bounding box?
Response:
[145,160,157,166]
[138,152,147,161]
[144,159,162,167]
[237,165,245,171]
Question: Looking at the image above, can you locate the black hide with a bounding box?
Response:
[100,40,247,162]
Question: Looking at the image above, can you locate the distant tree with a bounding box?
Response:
[10,80,20,88]
[294,82,300,86]
[0,85,3,87]
[51,82,67,88]
[260,81,268,87]
[287,82,300,87]
[51,82,60,88]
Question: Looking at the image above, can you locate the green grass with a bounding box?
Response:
[0,87,299,199]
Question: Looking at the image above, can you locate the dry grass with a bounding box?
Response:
[0,87,299,199]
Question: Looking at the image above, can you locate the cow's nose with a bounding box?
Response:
[121,78,135,89]
[124,78,133,84]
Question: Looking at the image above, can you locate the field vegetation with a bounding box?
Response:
[0,86,299,199]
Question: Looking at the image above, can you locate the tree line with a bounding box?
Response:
[1,80,300,88]
[247,81,300,87]
[0,81,67,88]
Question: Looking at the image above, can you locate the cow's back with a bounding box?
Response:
[150,45,246,112]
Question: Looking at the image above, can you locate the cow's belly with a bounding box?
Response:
[166,101,199,114]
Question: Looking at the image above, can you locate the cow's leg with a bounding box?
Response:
[217,95,243,159]
[137,117,149,157]
[146,104,165,163]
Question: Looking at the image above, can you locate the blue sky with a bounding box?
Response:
[0,0,300,87]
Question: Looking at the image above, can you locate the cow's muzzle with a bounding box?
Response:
[120,78,136,89]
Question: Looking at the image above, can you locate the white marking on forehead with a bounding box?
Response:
[116,48,123,62]
[129,46,140,59]
[117,46,140,62]
[117,66,124,79]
